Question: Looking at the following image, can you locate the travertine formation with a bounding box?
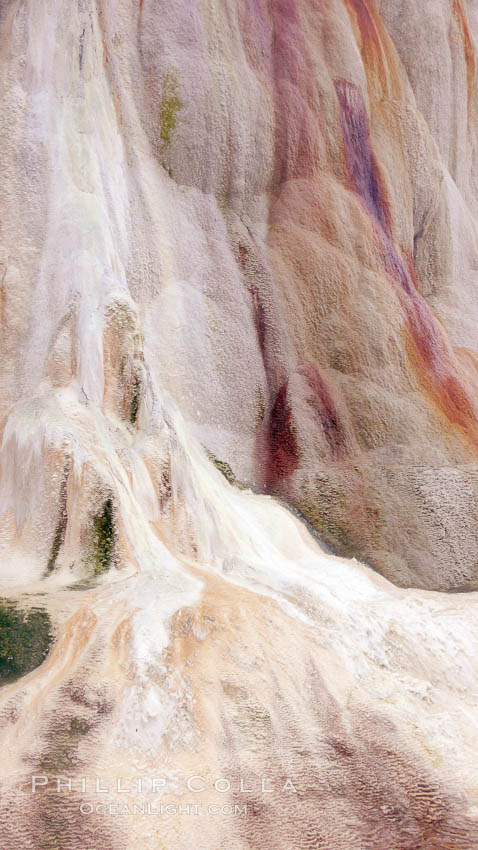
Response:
[1,1,478,848]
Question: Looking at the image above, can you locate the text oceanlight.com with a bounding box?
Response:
[79,803,249,817]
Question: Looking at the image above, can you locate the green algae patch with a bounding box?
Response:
[46,521,65,575]
[295,497,355,556]
[130,374,141,425]
[205,448,247,490]
[91,497,116,576]
[160,71,183,149]
[39,715,90,773]
[206,449,236,486]
[0,600,53,685]
[45,459,70,575]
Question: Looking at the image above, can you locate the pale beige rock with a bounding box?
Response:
[1,1,478,848]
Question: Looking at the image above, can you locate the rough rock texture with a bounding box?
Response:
[1,1,478,848]
[2,0,478,589]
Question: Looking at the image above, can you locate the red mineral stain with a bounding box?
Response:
[265,381,299,486]
[335,79,391,232]
[298,362,345,460]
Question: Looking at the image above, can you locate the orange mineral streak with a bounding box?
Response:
[404,326,478,453]
[344,0,401,101]
[95,1,122,126]
[335,61,478,456]
[452,0,476,133]
[378,231,478,453]
[391,255,478,452]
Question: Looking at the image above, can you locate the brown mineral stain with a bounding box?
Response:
[237,243,271,372]
[452,0,476,131]
[95,2,122,126]
[110,614,133,673]
[238,243,248,268]
[297,362,345,460]
[251,284,268,363]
